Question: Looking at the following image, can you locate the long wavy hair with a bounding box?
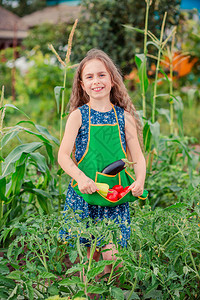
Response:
[68,48,144,160]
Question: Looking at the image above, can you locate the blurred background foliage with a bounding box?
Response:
[0,0,46,17]
[0,0,200,143]
[71,0,182,74]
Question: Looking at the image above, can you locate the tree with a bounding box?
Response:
[71,0,181,73]
[0,0,46,17]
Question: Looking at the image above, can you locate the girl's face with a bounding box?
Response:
[81,59,113,102]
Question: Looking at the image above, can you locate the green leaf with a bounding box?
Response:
[0,209,12,231]
[164,202,187,210]
[163,137,192,160]
[36,195,50,214]
[0,288,9,299]
[123,24,144,34]
[57,168,64,176]
[168,185,182,192]
[158,68,170,83]
[31,188,51,198]
[87,265,105,279]
[0,275,16,288]
[144,289,162,299]
[65,264,84,275]
[29,152,49,174]
[0,176,7,201]
[2,142,43,176]
[69,249,78,264]
[7,242,14,261]
[7,284,19,299]
[156,108,170,123]
[4,104,29,119]
[16,121,59,145]
[59,276,81,285]
[149,121,160,149]
[124,291,140,299]
[48,284,59,296]
[87,285,105,294]
[155,93,170,98]
[72,290,85,299]
[111,287,124,300]
[25,280,34,300]
[170,95,184,136]
[54,86,65,114]
[135,54,149,93]
[0,227,11,243]
[10,163,26,195]
[7,270,23,280]
[1,130,19,148]
[35,124,59,145]
[0,264,9,275]
[146,41,161,51]
[44,142,55,164]
[39,272,57,279]
[143,121,151,152]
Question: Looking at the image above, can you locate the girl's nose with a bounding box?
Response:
[93,76,100,84]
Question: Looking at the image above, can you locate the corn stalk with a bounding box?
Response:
[49,19,78,213]
[151,12,167,123]
[142,0,152,118]
[0,86,5,219]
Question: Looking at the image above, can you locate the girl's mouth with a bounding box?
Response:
[92,87,104,92]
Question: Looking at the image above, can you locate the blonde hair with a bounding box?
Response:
[68,48,143,155]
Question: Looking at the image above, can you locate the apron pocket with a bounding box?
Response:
[73,169,148,207]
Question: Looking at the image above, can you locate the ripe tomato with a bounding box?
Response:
[106,189,119,201]
[123,186,130,193]
[112,185,124,193]
[118,186,130,199]
[118,190,129,199]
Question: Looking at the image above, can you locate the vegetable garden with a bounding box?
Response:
[0,0,200,299]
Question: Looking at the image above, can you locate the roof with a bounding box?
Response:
[0,6,28,39]
[21,5,81,28]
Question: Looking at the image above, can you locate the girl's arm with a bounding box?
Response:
[58,109,97,194]
[124,111,146,197]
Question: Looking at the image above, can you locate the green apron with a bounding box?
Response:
[71,103,148,207]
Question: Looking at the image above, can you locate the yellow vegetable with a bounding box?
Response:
[95,182,109,197]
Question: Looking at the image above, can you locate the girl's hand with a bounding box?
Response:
[77,174,98,194]
[128,180,144,197]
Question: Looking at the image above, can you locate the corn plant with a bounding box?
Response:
[0,88,61,237]
[49,19,78,143]
[125,0,198,183]
[48,19,78,213]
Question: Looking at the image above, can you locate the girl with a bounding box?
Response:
[58,48,146,271]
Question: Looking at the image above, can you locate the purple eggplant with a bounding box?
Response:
[101,158,136,175]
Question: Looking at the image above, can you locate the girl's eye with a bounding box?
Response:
[100,74,105,77]
[86,76,92,79]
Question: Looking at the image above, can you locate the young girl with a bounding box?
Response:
[58,48,146,270]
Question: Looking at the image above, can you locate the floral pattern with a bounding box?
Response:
[59,104,130,247]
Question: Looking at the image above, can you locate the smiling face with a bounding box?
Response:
[80,59,113,103]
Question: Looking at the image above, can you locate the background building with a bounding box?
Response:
[0,6,28,50]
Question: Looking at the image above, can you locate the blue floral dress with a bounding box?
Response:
[59,104,131,247]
